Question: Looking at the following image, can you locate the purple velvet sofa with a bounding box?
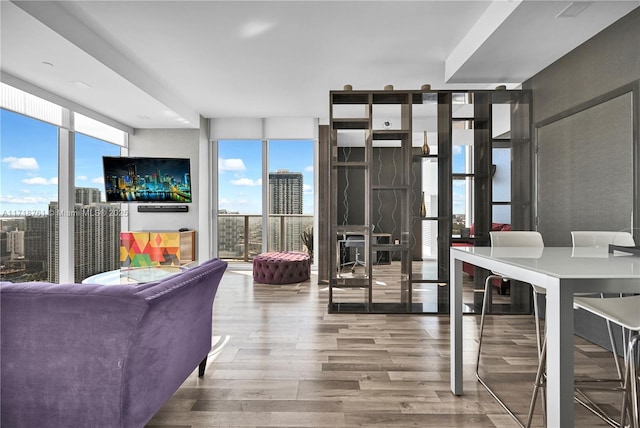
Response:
[0,258,227,428]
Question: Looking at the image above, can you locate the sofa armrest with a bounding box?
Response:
[121,259,227,427]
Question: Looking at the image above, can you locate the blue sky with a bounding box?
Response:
[1,109,120,214]
[218,139,314,214]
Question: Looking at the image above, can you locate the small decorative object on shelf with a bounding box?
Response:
[421,131,430,155]
[495,85,507,90]
[382,120,392,130]
[384,84,394,90]
[343,84,353,91]
[420,191,427,218]
[421,84,431,91]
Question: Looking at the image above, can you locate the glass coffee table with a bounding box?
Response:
[82,265,186,285]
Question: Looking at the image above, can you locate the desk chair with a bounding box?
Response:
[475,231,546,426]
[340,235,365,273]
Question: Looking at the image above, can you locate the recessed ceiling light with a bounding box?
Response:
[556,2,591,18]
[71,81,91,89]
[240,21,274,38]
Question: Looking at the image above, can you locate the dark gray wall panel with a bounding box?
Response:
[537,92,633,246]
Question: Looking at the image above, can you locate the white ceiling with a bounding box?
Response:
[1,0,639,130]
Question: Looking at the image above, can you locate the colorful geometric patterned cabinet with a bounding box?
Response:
[120,230,196,267]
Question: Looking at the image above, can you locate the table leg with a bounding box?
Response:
[545,277,575,427]
[451,254,463,395]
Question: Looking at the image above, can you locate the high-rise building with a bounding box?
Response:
[7,230,25,259]
[0,231,8,260]
[75,187,101,205]
[48,190,121,283]
[217,209,244,259]
[269,170,303,215]
[73,204,120,282]
[25,216,48,261]
[268,170,303,251]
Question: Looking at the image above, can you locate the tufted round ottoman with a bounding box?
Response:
[252,251,310,285]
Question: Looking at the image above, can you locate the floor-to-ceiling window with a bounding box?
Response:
[1,109,58,283]
[267,139,314,255]
[216,138,314,263]
[74,127,122,282]
[1,83,128,283]
[217,140,263,261]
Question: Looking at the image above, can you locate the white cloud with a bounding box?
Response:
[305,165,313,172]
[91,177,105,184]
[452,145,463,155]
[303,184,313,193]
[77,175,88,181]
[22,176,57,185]
[0,194,49,204]
[2,156,39,170]
[219,158,246,173]
[231,177,261,186]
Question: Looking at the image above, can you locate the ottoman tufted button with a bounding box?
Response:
[252,251,310,284]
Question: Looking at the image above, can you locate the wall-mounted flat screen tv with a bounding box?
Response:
[102,156,192,203]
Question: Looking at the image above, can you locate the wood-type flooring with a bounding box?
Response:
[147,269,627,427]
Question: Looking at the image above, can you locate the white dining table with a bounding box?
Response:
[450,246,640,428]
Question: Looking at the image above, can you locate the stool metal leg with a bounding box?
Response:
[476,273,529,428]
[621,335,639,428]
[527,335,547,428]
[476,274,501,374]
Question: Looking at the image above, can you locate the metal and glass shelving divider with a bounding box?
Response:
[328,91,372,312]
[327,88,530,314]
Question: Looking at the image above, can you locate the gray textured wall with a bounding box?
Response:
[529,8,640,122]
[527,8,639,246]
[537,93,633,245]
[523,7,640,351]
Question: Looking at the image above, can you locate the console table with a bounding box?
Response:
[120,230,195,267]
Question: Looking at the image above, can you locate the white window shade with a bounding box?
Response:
[74,112,126,146]
[1,82,64,127]
[210,117,318,140]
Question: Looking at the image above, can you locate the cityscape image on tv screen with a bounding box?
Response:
[103,157,192,203]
